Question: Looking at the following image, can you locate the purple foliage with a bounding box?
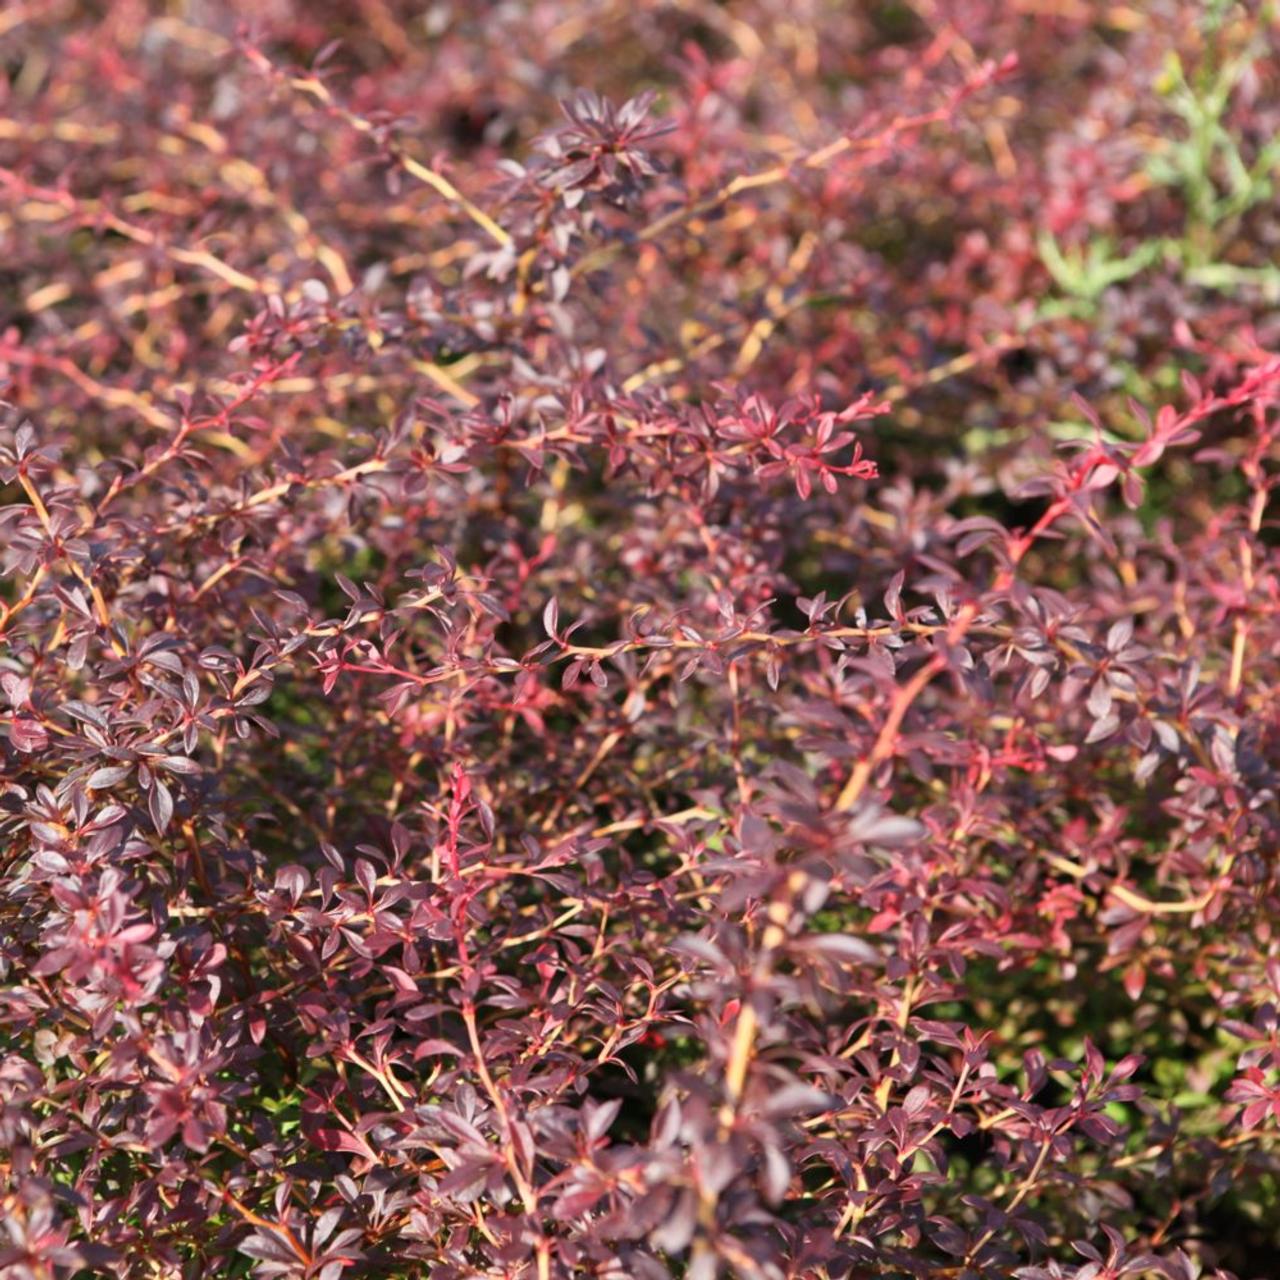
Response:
[1,3,1279,1279]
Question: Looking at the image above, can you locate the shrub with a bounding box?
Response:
[1,3,1278,1278]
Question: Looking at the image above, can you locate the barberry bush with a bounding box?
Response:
[2,2,1279,1278]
